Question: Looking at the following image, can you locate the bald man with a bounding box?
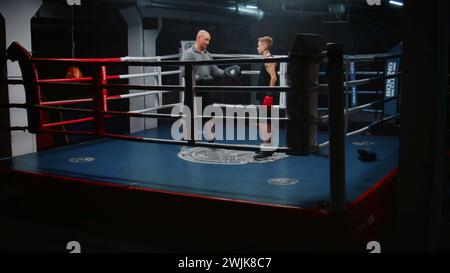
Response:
[181,30,225,142]
[181,30,224,82]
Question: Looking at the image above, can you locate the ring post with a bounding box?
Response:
[286,33,327,155]
[6,42,42,133]
[327,43,346,213]
[94,65,108,136]
[184,63,195,144]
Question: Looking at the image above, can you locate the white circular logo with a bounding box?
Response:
[268,178,299,186]
[178,147,288,165]
[68,157,95,163]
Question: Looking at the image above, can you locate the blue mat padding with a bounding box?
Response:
[0,126,398,208]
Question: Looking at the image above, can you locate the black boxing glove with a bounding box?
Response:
[224,65,241,79]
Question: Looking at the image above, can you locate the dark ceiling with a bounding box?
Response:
[42,0,400,18]
[37,0,403,28]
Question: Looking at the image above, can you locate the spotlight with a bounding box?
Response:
[235,3,264,19]
[389,0,403,7]
[245,4,258,9]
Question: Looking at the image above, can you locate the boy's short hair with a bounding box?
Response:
[257,36,273,51]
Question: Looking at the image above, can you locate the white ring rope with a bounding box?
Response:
[117,70,182,79]
[130,103,182,114]
[319,96,398,122]
[343,53,402,62]
[193,115,289,121]
[120,54,181,61]
[211,54,288,59]
[110,91,170,100]
[317,114,400,150]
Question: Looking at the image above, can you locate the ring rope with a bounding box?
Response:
[317,113,400,150]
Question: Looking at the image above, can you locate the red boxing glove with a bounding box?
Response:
[262,95,274,106]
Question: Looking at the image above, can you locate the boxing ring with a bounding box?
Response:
[0,35,401,251]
